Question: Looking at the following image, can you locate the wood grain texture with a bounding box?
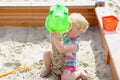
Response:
[0,5,96,27]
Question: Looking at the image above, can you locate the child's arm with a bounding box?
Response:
[51,32,78,54]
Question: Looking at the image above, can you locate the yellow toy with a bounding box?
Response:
[0,64,29,78]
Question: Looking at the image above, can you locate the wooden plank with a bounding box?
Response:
[0,7,49,13]
[0,23,44,27]
[0,6,95,13]
[0,11,95,16]
[0,9,49,13]
[107,34,120,80]
[67,6,95,9]
[0,16,46,19]
[0,5,96,26]
[98,22,110,64]
[95,7,120,80]
[0,20,45,27]
[0,19,45,23]
[0,15,95,20]
[0,13,48,16]
[110,58,119,80]
[69,8,95,12]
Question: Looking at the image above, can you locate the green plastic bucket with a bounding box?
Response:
[45,4,70,33]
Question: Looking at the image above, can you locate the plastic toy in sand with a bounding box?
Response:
[0,64,29,78]
[45,4,71,33]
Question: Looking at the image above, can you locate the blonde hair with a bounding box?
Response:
[69,13,89,31]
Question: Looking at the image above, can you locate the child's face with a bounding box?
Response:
[66,26,82,38]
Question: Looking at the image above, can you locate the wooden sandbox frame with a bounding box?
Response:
[95,7,120,80]
[0,1,103,27]
[1,1,119,80]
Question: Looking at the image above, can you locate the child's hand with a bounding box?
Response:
[51,32,61,40]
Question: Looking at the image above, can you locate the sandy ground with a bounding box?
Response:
[0,0,120,80]
[106,0,120,18]
[0,26,113,80]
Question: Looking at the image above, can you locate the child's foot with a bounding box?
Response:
[80,70,89,80]
[40,70,51,78]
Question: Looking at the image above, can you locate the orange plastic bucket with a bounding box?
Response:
[102,15,119,31]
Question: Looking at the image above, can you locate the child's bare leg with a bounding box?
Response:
[70,70,88,80]
[61,69,88,80]
[61,69,72,80]
[40,51,53,78]
[80,70,89,80]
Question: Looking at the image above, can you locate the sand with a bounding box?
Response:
[0,0,120,80]
[0,27,112,80]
